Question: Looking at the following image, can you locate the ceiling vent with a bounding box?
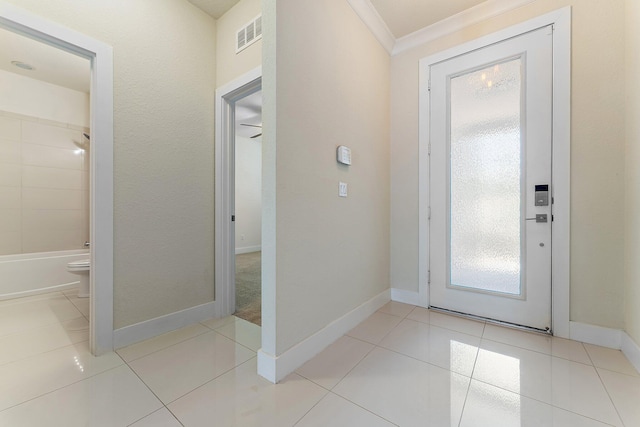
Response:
[236,15,262,54]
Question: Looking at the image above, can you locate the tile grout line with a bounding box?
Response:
[0,359,127,414]
[122,357,186,427]
[117,325,213,363]
[468,374,621,426]
[591,362,628,426]
[163,355,258,408]
[456,321,485,427]
[295,310,408,425]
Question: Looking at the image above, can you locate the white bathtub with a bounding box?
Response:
[0,249,90,301]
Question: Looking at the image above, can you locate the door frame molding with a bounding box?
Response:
[418,7,571,337]
[0,3,115,353]
[214,67,262,318]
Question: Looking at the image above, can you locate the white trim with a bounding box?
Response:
[346,0,395,54]
[0,3,115,355]
[257,289,390,383]
[235,245,261,255]
[418,7,571,338]
[346,0,537,57]
[568,323,640,374]
[549,8,572,339]
[570,321,622,349]
[391,288,422,306]
[215,67,262,319]
[113,302,217,349]
[621,332,640,374]
[393,0,536,55]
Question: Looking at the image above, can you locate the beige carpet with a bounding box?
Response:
[235,251,261,326]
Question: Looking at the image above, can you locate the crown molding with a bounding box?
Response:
[393,0,536,55]
[346,0,395,54]
[348,0,537,57]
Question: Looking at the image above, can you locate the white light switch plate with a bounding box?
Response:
[339,182,348,197]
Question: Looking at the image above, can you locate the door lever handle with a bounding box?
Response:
[525,214,548,223]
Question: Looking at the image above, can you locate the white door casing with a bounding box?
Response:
[429,26,552,331]
[0,2,115,354]
[214,68,262,318]
[418,7,571,337]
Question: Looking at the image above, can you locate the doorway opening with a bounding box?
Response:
[214,68,262,325]
[0,3,114,354]
[234,90,262,325]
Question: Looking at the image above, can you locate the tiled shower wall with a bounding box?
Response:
[0,110,89,255]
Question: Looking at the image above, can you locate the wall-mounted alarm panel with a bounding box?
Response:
[337,145,352,165]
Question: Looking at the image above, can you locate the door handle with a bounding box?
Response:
[525,214,547,223]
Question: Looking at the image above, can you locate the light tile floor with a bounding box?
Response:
[0,296,638,426]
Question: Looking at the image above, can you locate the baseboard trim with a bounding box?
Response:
[235,246,261,255]
[621,332,640,374]
[569,321,622,349]
[113,301,217,349]
[257,289,391,383]
[390,288,422,306]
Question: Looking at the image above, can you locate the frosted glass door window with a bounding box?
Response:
[427,25,553,330]
[449,59,522,295]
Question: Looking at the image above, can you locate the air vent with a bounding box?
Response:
[236,15,262,54]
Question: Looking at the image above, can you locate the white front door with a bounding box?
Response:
[429,26,553,331]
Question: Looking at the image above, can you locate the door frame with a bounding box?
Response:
[0,3,115,353]
[418,7,571,337]
[214,67,262,318]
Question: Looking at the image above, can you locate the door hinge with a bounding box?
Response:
[428,207,431,220]
[231,215,235,222]
[428,79,431,92]
[428,143,431,155]
[427,270,431,285]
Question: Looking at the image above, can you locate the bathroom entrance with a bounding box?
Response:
[1,3,115,355]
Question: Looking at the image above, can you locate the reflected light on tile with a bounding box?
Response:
[73,355,84,373]
[450,340,478,376]
[74,149,83,155]
[483,349,520,394]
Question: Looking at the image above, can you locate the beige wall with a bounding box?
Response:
[270,0,390,354]
[216,0,262,88]
[625,0,640,344]
[5,0,218,329]
[390,0,627,329]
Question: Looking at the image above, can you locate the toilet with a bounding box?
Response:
[67,259,90,298]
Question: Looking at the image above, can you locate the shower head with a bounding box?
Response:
[83,133,90,141]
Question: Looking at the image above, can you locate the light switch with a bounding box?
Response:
[339,182,348,197]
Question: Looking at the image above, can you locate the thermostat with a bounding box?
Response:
[337,145,352,165]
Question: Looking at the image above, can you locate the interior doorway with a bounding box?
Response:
[234,91,262,325]
[214,68,262,323]
[0,3,114,354]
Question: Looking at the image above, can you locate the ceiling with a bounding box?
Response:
[0,1,492,98]
[369,0,488,38]
[0,26,90,93]
[187,0,241,19]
